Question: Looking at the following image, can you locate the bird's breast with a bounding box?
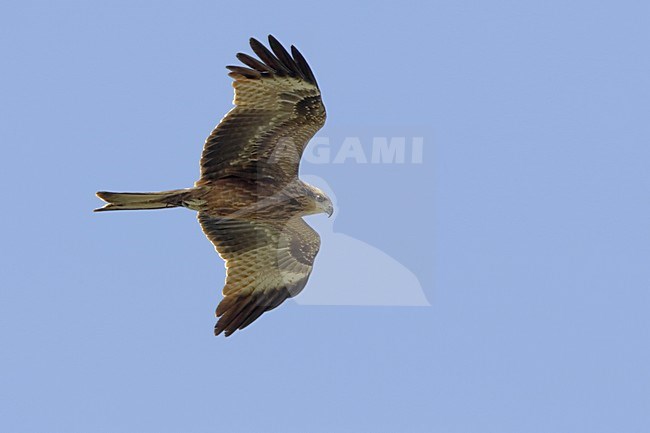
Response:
[191,179,306,220]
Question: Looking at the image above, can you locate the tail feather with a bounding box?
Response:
[94,189,190,212]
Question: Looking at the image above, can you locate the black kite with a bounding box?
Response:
[95,35,332,337]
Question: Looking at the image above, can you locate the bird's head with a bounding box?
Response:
[306,184,334,217]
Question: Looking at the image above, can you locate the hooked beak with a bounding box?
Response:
[326,202,334,218]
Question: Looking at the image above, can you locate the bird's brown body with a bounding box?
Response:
[95,36,332,336]
[185,178,326,220]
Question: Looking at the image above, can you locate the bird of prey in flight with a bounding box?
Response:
[95,35,331,337]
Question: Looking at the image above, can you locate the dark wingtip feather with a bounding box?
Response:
[291,45,318,87]
[214,318,231,336]
[236,52,274,73]
[230,36,318,86]
[212,289,292,337]
[226,65,261,79]
[249,37,290,75]
[268,35,302,78]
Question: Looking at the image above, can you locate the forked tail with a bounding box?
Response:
[94,189,191,212]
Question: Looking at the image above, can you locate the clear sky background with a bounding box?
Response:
[1,1,649,432]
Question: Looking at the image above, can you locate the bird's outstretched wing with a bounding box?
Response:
[198,35,326,185]
[198,214,321,336]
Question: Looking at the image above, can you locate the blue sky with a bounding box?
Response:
[1,1,649,432]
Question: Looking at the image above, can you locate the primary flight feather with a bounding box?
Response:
[95,35,331,337]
